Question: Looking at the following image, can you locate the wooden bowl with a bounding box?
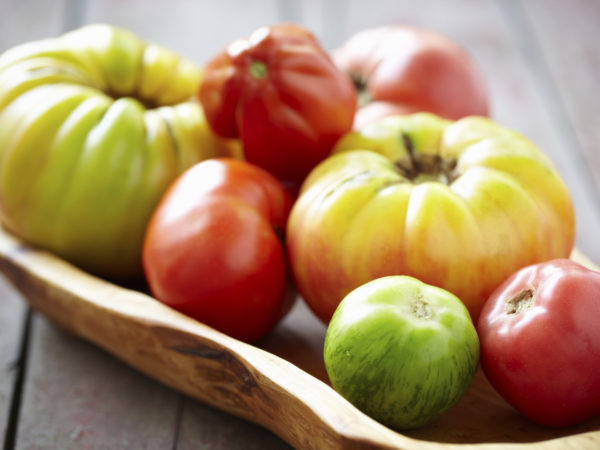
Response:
[0,226,598,449]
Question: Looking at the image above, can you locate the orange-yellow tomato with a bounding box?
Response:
[287,113,575,323]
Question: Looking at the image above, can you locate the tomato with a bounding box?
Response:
[287,114,575,324]
[332,25,489,129]
[0,24,237,279]
[199,24,357,184]
[142,158,294,342]
[478,259,600,427]
[324,275,479,430]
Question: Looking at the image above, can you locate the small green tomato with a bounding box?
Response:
[324,275,479,430]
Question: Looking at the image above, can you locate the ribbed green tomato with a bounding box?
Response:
[324,275,479,430]
[287,113,575,323]
[0,24,238,278]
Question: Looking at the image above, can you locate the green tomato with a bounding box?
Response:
[0,24,239,278]
[324,275,480,430]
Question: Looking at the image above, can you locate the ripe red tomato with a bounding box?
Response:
[332,25,489,129]
[199,24,357,185]
[477,259,600,427]
[142,158,294,342]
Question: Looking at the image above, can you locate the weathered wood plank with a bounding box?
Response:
[0,277,27,444]
[0,0,67,445]
[15,314,181,449]
[520,0,600,195]
[176,398,293,449]
[0,0,66,52]
[83,0,281,65]
[491,0,600,263]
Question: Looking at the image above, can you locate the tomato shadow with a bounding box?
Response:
[403,366,600,445]
[254,295,329,384]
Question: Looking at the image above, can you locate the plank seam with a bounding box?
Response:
[3,2,90,448]
[2,309,32,450]
[171,396,185,450]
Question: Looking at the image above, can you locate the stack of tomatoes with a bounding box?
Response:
[144,23,499,341]
[1,21,591,431]
[141,23,600,430]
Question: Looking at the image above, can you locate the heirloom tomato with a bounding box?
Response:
[287,113,575,323]
[333,26,489,129]
[478,259,600,427]
[199,24,357,184]
[324,276,479,430]
[0,24,237,278]
[143,159,294,342]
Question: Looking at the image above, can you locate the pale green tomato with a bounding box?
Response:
[324,275,479,430]
[287,113,575,323]
[0,24,239,278]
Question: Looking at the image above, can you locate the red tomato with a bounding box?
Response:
[199,24,357,185]
[332,25,489,129]
[142,158,294,342]
[477,259,600,427]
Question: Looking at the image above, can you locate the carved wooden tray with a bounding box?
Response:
[0,226,598,449]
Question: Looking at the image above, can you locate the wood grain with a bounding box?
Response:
[522,0,600,195]
[492,0,600,265]
[0,276,27,442]
[176,396,292,450]
[0,0,65,52]
[14,315,181,449]
[0,2,66,445]
[83,0,282,64]
[0,227,598,450]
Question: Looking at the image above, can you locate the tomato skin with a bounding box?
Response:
[332,26,489,129]
[142,158,293,342]
[0,25,238,279]
[324,276,480,430]
[199,24,357,184]
[477,259,600,427]
[287,114,575,324]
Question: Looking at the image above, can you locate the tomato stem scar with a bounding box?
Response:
[505,289,535,315]
[411,299,433,320]
[396,134,458,185]
[349,72,371,107]
[250,61,268,79]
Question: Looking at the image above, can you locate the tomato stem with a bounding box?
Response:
[402,134,420,177]
[505,289,535,315]
[349,72,371,107]
[250,60,268,79]
[395,134,458,185]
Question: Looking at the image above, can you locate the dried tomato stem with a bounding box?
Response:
[411,299,433,320]
[395,134,458,185]
[505,289,535,315]
[350,72,371,107]
[250,60,268,79]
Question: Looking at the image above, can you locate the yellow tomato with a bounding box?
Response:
[0,25,239,278]
[287,113,575,322]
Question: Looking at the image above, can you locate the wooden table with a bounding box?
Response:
[1,0,599,448]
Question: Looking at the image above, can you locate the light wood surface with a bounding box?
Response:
[1,0,600,448]
[0,227,599,449]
